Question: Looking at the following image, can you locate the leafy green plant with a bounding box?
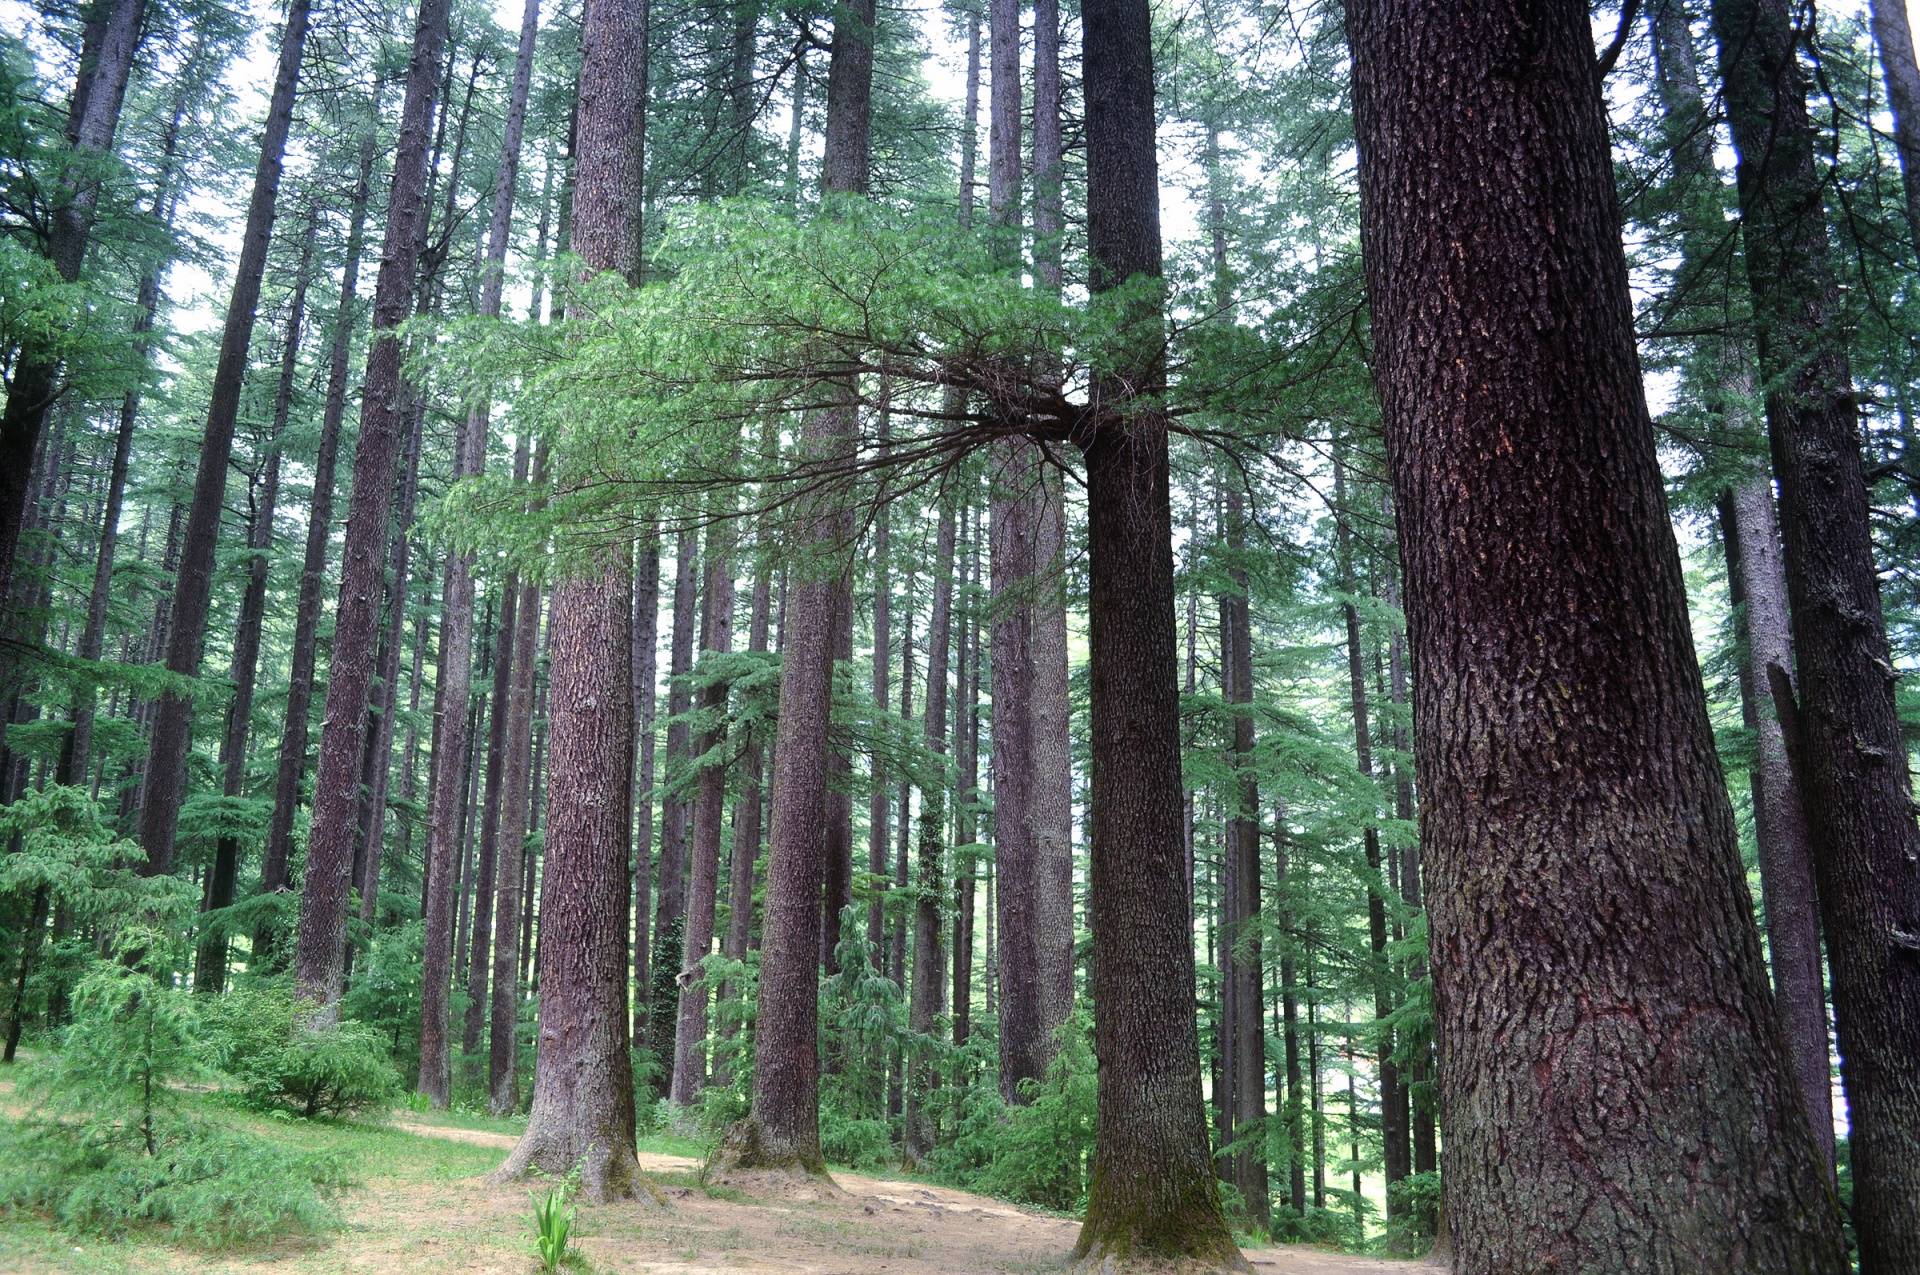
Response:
[0,959,348,1246]
[531,1181,576,1271]
[199,981,401,1118]
[974,1013,1097,1211]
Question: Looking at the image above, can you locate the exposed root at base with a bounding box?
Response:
[1069,1242,1255,1275]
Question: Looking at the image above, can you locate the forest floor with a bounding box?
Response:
[0,1095,1442,1275]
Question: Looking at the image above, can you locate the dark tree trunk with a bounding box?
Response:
[904,503,955,1161]
[138,0,313,875]
[1711,0,1920,1263]
[490,570,544,1117]
[196,219,314,992]
[494,0,650,1202]
[261,107,381,931]
[459,0,542,1064]
[1218,484,1267,1229]
[1276,826,1307,1221]
[821,597,855,976]
[0,0,145,615]
[868,502,891,955]
[1346,0,1848,1266]
[990,442,1041,1103]
[292,0,453,1016]
[724,554,772,972]
[647,531,697,1078]
[1071,1,1241,1262]
[953,520,981,1049]
[672,528,733,1104]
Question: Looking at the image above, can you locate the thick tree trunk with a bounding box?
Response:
[0,0,145,614]
[1346,0,1847,1266]
[1072,2,1242,1263]
[821,598,855,975]
[493,0,651,1201]
[672,527,733,1104]
[292,0,453,1016]
[1869,0,1920,259]
[1711,0,1920,1264]
[261,110,380,930]
[138,0,313,875]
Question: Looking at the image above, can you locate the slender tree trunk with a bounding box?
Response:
[724,553,771,971]
[1276,825,1307,1221]
[1869,0,1920,259]
[672,526,733,1104]
[905,504,954,1160]
[1711,0,1920,1263]
[1345,0,1847,1266]
[1071,2,1241,1262]
[490,565,544,1116]
[0,0,145,614]
[493,0,651,1198]
[196,221,314,991]
[632,531,660,1050]
[292,0,454,1016]
[869,503,891,955]
[261,105,381,929]
[953,522,980,1048]
[821,597,855,976]
[648,531,697,1080]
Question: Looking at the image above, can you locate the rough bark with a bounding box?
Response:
[261,107,381,927]
[648,531,697,1072]
[292,0,454,1016]
[1346,0,1848,1267]
[493,0,651,1200]
[632,531,661,1050]
[672,526,733,1105]
[1711,0,1920,1264]
[490,571,543,1116]
[868,502,891,955]
[1072,0,1242,1262]
[905,503,954,1161]
[137,0,313,874]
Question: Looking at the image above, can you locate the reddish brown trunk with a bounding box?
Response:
[293,0,454,1016]
[1347,0,1847,1264]
[489,568,543,1117]
[632,532,660,1049]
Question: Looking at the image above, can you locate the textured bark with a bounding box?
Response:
[1869,0,1920,259]
[953,521,981,1048]
[138,0,312,875]
[672,528,733,1104]
[1072,0,1241,1262]
[490,572,543,1116]
[494,0,649,1200]
[262,109,380,922]
[1347,0,1847,1267]
[649,532,697,1069]
[724,555,772,971]
[1719,483,1833,1170]
[821,596,855,977]
[1276,825,1307,1220]
[0,0,145,614]
[868,504,891,954]
[292,0,453,1016]
[1031,480,1074,1049]
[1712,0,1920,1264]
[196,223,313,992]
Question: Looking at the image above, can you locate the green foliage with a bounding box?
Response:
[199,982,400,1119]
[530,1183,575,1271]
[0,960,347,1247]
[971,1014,1096,1212]
[1382,1170,1440,1256]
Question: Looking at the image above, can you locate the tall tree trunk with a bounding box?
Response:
[1711,0,1920,1262]
[261,102,382,931]
[672,524,734,1104]
[632,531,660,1051]
[1072,0,1241,1263]
[493,0,650,1198]
[869,501,891,955]
[293,0,454,1016]
[905,503,954,1160]
[0,0,145,615]
[1276,823,1307,1221]
[648,531,697,1079]
[1346,0,1847,1266]
[714,0,873,1174]
[724,552,772,971]
[490,560,544,1116]
[1869,0,1920,259]
[137,0,313,874]
[1218,483,1267,1229]
[196,219,314,992]
[953,518,980,1048]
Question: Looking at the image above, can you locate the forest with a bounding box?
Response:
[0,0,1917,1267]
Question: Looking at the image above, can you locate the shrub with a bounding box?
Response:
[0,959,348,1247]
[974,1013,1096,1212]
[200,981,401,1119]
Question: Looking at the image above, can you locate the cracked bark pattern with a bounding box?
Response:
[1347,1,1847,1268]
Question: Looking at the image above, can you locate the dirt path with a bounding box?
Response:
[384,1120,1440,1275]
